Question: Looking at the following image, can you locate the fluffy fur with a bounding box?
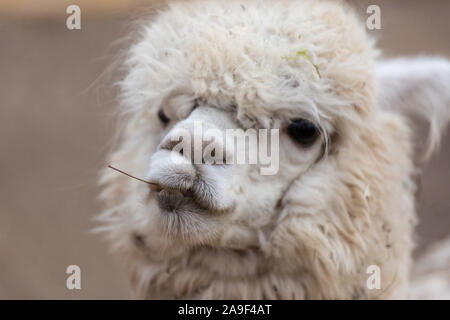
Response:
[98,0,450,299]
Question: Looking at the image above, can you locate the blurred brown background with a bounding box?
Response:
[0,0,449,299]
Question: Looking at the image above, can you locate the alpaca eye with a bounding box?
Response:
[157,109,170,125]
[287,119,320,146]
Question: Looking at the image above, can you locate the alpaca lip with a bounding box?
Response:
[152,184,194,198]
[153,186,210,213]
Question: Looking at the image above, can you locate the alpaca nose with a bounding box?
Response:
[158,108,232,165]
[159,123,227,164]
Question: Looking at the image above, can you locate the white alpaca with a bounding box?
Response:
[98,0,450,299]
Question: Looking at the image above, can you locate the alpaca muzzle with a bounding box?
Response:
[147,152,234,214]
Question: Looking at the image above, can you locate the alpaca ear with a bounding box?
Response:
[376,57,450,158]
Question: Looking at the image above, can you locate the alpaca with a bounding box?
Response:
[98,0,450,299]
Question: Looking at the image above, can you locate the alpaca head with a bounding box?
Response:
[100,0,450,299]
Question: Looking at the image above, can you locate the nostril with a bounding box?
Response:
[159,137,182,152]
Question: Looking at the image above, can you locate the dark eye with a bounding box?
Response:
[287,119,320,146]
[157,109,170,125]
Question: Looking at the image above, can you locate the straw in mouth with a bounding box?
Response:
[108,165,158,186]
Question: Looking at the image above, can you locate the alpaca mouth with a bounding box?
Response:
[153,184,194,198]
[153,186,210,213]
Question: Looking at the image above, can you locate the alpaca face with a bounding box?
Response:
[144,97,325,245]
